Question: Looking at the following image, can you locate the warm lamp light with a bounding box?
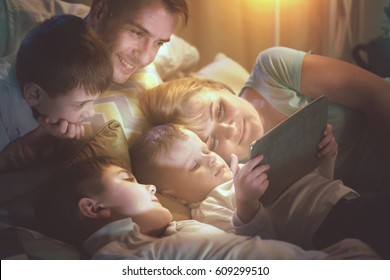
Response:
[274,0,280,46]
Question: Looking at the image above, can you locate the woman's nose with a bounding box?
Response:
[133,40,157,67]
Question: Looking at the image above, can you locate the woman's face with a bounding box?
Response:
[185,89,264,163]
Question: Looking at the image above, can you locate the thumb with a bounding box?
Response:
[230,154,239,176]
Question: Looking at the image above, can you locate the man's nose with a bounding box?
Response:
[134,40,156,66]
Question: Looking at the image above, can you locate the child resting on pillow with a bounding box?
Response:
[130,123,390,259]
[34,156,379,260]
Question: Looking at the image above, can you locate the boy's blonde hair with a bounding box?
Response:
[130,124,188,189]
[139,77,233,137]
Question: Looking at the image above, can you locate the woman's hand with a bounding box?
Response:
[317,124,338,159]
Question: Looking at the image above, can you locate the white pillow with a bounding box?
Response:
[193,53,250,95]
[154,34,200,81]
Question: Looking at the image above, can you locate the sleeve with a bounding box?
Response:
[0,55,14,150]
[191,200,236,233]
[232,205,277,239]
[244,46,310,115]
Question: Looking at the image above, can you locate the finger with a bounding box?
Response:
[230,154,239,176]
[65,123,76,139]
[323,123,332,136]
[79,124,85,138]
[57,120,70,135]
[318,133,332,149]
[246,154,265,170]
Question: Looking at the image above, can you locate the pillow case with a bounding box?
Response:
[82,64,160,147]
[193,53,250,95]
[154,34,200,81]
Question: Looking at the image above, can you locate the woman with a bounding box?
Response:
[138,47,390,192]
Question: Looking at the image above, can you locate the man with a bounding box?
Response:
[0,0,188,84]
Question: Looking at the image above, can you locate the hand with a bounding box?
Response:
[231,154,270,202]
[38,116,85,140]
[0,137,36,170]
[317,124,338,159]
[231,154,270,223]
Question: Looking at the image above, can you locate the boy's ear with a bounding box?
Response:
[89,0,109,25]
[23,83,44,106]
[161,189,188,205]
[79,198,111,219]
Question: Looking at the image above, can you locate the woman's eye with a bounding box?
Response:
[217,104,224,120]
[209,137,217,151]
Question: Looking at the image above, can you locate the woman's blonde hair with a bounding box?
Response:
[139,77,233,135]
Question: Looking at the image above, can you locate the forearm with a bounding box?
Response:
[301,53,390,111]
[23,125,56,150]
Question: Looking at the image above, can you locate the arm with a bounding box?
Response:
[301,53,390,157]
[0,125,57,171]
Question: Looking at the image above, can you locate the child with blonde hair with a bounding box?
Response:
[130,123,390,259]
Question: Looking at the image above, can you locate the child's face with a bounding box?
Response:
[95,1,178,84]
[155,128,233,205]
[34,86,98,124]
[185,88,264,163]
[99,165,172,232]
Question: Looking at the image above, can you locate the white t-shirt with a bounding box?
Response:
[190,157,358,249]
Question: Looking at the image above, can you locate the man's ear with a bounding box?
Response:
[79,198,111,219]
[161,189,188,205]
[23,83,44,106]
[89,0,109,26]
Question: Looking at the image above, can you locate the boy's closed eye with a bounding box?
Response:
[191,162,200,172]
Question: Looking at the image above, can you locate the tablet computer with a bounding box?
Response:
[250,96,328,207]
